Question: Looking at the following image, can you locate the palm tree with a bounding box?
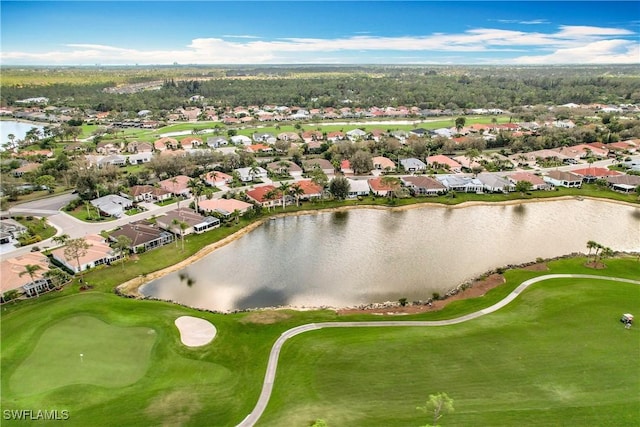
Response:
[52,233,70,247]
[278,182,290,209]
[381,176,402,200]
[586,240,598,261]
[263,188,279,211]
[288,183,304,206]
[19,264,42,297]
[455,117,466,133]
[114,235,132,271]
[187,178,204,213]
[172,219,189,251]
[7,133,15,149]
[249,163,261,182]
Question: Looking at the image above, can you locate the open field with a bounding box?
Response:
[1,257,638,426]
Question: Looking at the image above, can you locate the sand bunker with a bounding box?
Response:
[174,316,216,347]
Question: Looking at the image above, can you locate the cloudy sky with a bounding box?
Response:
[1,1,639,65]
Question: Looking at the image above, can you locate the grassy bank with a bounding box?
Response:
[1,257,639,426]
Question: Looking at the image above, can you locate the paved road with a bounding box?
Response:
[236,274,640,427]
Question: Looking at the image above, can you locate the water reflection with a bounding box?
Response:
[141,200,639,312]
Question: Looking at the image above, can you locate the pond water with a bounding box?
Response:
[0,120,45,148]
[141,199,640,312]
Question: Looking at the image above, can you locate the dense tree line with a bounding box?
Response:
[2,66,639,112]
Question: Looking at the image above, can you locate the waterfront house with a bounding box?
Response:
[476,173,514,193]
[508,172,552,190]
[198,198,253,217]
[436,175,484,193]
[347,178,370,198]
[109,221,174,253]
[401,176,447,195]
[156,208,220,235]
[51,234,121,273]
[543,170,583,188]
[1,252,51,298]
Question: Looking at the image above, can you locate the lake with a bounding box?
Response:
[0,120,45,148]
[141,199,640,312]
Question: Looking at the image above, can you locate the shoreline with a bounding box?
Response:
[116,195,639,306]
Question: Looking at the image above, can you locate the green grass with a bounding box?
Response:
[263,277,640,426]
[10,315,155,395]
[65,204,114,223]
[1,257,638,426]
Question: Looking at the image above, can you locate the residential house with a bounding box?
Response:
[367,177,399,197]
[207,137,228,148]
[372,156,395,172]
[158,175,191,196]
[247,143,273,154]
[127,141,153,153]
[508,172,552,190]
[277,131,301,142]
[231,135,252,146]
[180,136,203,150]
[0,218,27,245]
[90,194,133,217]
[369,129,386,142]
[346,128,367,141]
[252,132,276,144]
[554,144,608,160]
[436,175,484,193]
[154,137,179,151]
[606,174,640,193]
[340,160,354,175]
[51,234,122,273]
[198,198,253,217]
[127,152,153,165]
[235,166,268,182]
[302,158,335,176]
[96,141,122,154]
[1,252,51,298]
[109,221,174,253]
[156,208,220,235]
[301,130,323,144]
[326,131,345,143]
[400,157,427,172]
[129,185,172,203]
[543,170,583,188]
[267,160,303,178]
[476,173,515,193]
[12,162,40,177]
[402,176,447,196]
[203,171,233,187]
[427,155,462,173]
[246,185,285,209]
[293,180,323,200]
[390,130,409,143]
[347,178,371,198]
[452,155,482,171]
[571,167,622,179]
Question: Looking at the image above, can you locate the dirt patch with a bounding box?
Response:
[521,263,549,271]
[240,311,293,324]
[584,261,607,269]
[145,390,201,427]
[337,273,506,316]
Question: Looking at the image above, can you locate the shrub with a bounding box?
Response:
[432,292,441,300]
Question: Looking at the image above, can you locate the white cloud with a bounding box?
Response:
[509,39,640,64]
[1,25,637,65]
[496,19,549,25]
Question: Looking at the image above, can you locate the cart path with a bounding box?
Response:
[237,274,640,427]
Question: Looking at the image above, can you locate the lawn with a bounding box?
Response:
[10,315,155,395]
[261,276,640,426]
[0,257,638,426]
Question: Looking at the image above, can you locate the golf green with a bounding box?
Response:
[10,315,155,395]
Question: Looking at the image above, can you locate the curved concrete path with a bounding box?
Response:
[237,274,640,427]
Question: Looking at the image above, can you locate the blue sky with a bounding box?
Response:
[1,1,639,65]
